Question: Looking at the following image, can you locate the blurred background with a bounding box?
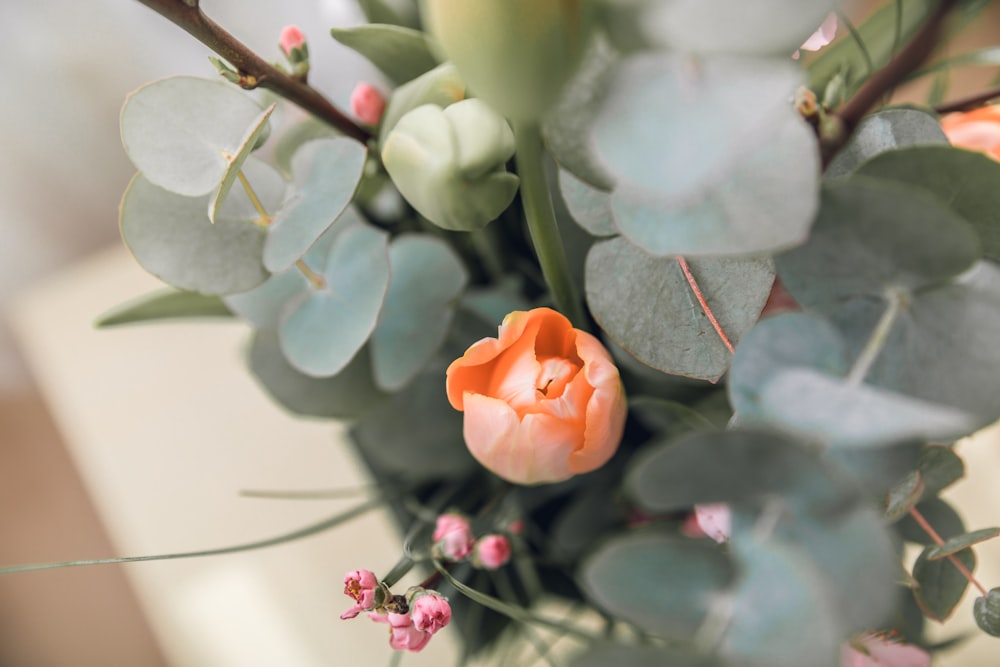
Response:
[2,1,1000,665]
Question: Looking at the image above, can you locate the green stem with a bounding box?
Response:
[845,288,904,387]
[513,122,586,329]
[381,556,415,589]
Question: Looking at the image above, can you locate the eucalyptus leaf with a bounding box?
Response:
[586,237,773,381]
[557,167,616,237]
[927,528,1000,561]
[263,137,367,272]
[827,442,922,498]
[248,330,386,419]
[350,368,476,480]
[912,546,975,622]
[121,76,269,196]
[825,108,948,178]
[371,235,468,391]
[356,0,420,28]
[885,472,924,522]
[593,53,818,256]
[274,116,337,177]
[330,24,437,84]
[580,532,735,639]
[854,145,1000,261]
[96,288,231,327]
[571,645,725,667]
[918,446,965,497]
[279,223,389,377]
[120,159,285,295]
[973,588,1000,637]
[897,498,966,545]
[209,102,277,223]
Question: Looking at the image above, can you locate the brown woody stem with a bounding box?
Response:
[134,0,371,145]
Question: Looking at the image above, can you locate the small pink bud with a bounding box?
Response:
[279,25,307,57]
[693,504,731,544]
[350,82,387,126]
[410,591,452,635]
[841,634,930,667]
[340,569,379,619]
[793,13,838,59]
[507,519,524,535]
[433,512,475,561]
[369,611,433,652]
[473,534,512,570]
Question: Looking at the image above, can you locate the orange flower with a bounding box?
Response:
[446,308,626,485]
[941,105,1000,161]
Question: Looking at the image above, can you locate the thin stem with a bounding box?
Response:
[513,122,586,329]
[381,556,416,589]
[909,506,988,596]
[133,0,370,145]
[845,289,904,386]
[295,260,327,289]
[238,171,271,224]
[935,82,1000,114]
[837,10,875,78]
[239,486,374,500]
[0,496,385,575]
[677,256,734,354]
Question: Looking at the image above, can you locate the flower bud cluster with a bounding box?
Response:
[278,25,310,79]
[432,512,513,570]
[339,569,452,653]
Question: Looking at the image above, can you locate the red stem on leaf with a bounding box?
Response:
[908,506,987,597]
[677,256,734,354]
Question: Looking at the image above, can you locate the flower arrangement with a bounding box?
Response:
[8,0,1000,664]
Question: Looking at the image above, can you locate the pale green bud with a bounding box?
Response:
[378,63,466,146]
[420,0,594,122]
[382,99,519,232]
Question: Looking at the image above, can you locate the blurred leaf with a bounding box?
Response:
[918,446,965,497]
[331,24,437,84]
[897,498,966,545]
[854,145,1000,262]
[371,235,468,391]
[571,645,725,667]
[356,0,420,28]
[827,441,922,498]
[263,138,367,272]
[542,35,617,191]
[557,167,616,237]
[274,116,337,177]
[120,160,284,295]
[280,224,389,377]
[209,103,277,223]
[121,76,269,196]
[825,108,948,178]
[973,588,1000,636]
[808,0,937,101]
[350,368,476,480]
[96,289,231,327]
[247,330,386,419]
[912,546,975,622]
[927,528,1000,560]
[549,488,626,562]
[885,472,924,521]
[628,395,717,435]
[586,238,773,381]
[580,532,735,639]
[593,54,818,256]
[908,46,1000,81]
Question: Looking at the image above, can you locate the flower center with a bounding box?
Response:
[535,357,576,398]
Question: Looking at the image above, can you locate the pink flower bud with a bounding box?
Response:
[473,534,512,570]
[350,82,387,126]
[693,504,731,544]
[410,591,452,635]
[433,512,475,561]
[793,13,838,59]
[279,25,307,57]
[340,569,379,619]
[369,611,432,652]
[507,519,524,535]
[841,634,930,667]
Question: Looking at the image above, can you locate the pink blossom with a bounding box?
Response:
[433,512,475,561]
[350,82,387,126]
[473,534,512,570]
[793,13,838,59]
[279,25,307,57]
[694,504,731,544]
[340,569,379,619]
[507,519,524,535]
[369,611,432,652]
[410,591,452,635]
[841,634,930,667]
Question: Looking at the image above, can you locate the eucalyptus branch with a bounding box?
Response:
[909,506,988,596]
[822,0,960,165]
[934,83,1000,114]
[134,0,371,145]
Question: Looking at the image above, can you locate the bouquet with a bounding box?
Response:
[9,0,1000,664]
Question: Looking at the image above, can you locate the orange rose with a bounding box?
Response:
[941,105,1000,161]
[446,308,626,485]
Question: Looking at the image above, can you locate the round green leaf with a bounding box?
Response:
[580,532,735,639]
[927,528,1000,561]
[593,54,818,256]
[96,288,231,327]
[825,108,948,178]
[371,235,468,391]
[917,445,965,497]
[897,497,966,546]
[885,472,925,522]
[558,167,616,237]
[912,546,975,622]
[208,102,277,223]
[121,76,269,196]
[263,137,367,272]
[973,588,1000,637]
[279,224,389,377]
[330,24,438,84]
[248,330,387,419]
[586,237,773,381]
[854,145,1000,262]
[120,159,285,295]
